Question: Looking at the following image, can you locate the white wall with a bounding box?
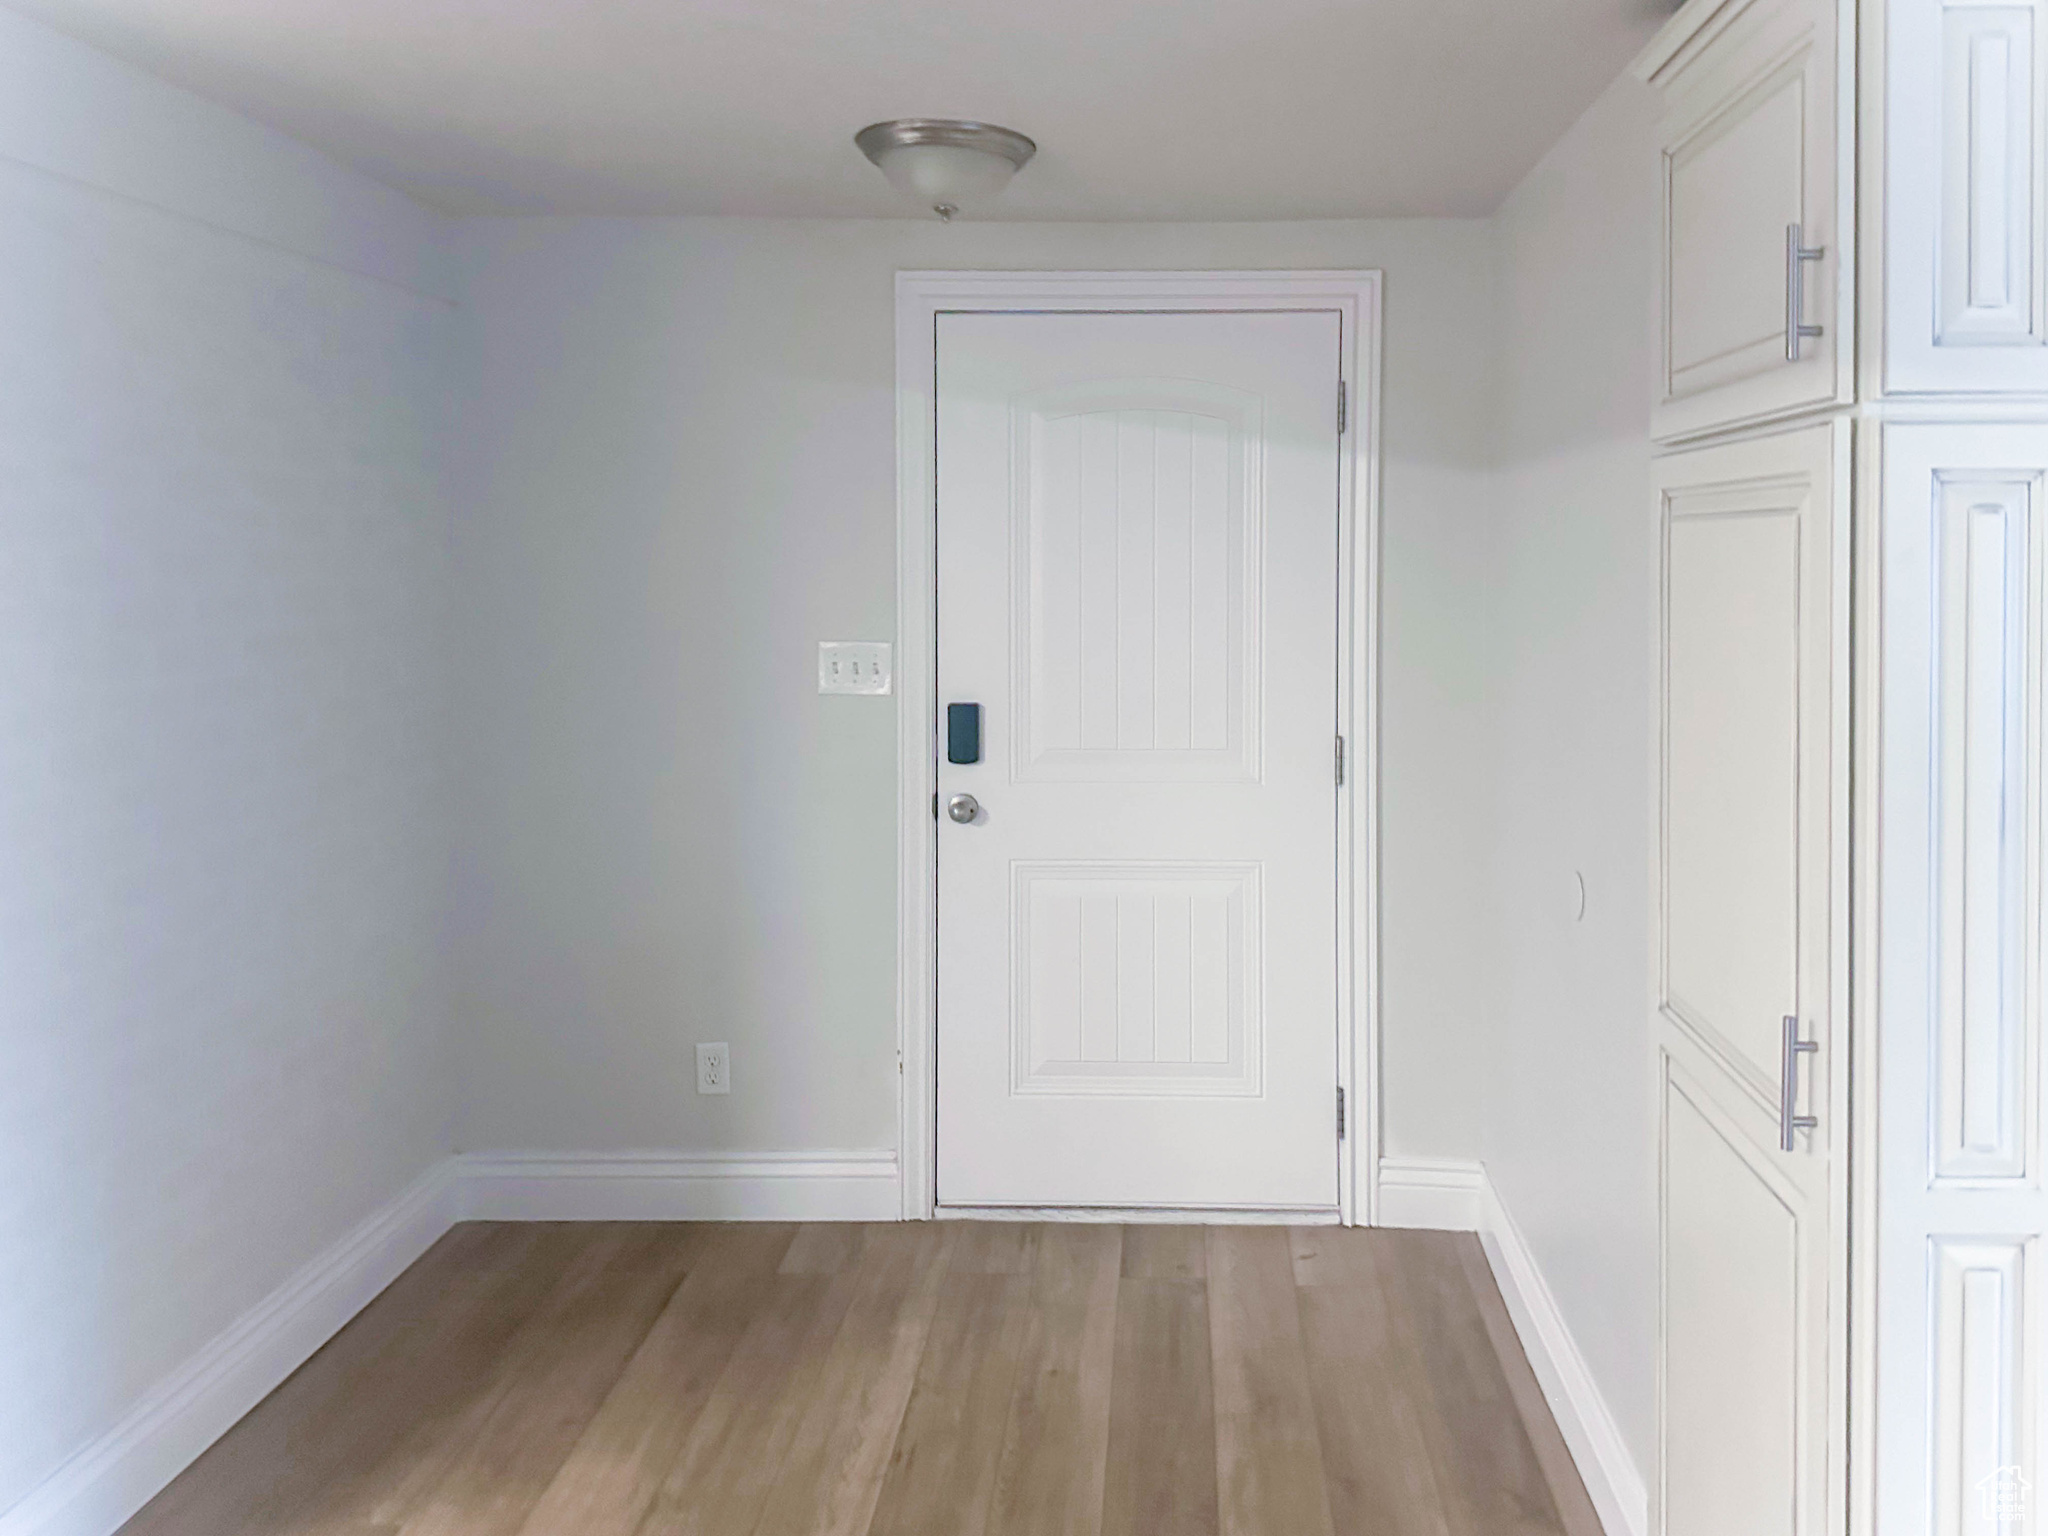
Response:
[0,1,1664,1508]
[1487,73,1661,1467]
[449,217,1498,1164]
[0,9,456,1513]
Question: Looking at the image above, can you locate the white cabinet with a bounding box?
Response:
[1883,0,2048,395]
[1638,0,1852,441]
[1651,421,1849,1536]
[1867,6,2048,1519]
[1629,4,2048,1532]
[1874,423,2048,1534]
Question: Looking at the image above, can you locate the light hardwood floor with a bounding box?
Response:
[120,1221,1602,1536]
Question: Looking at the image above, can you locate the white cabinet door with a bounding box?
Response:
[933,310,1343,1212]
[1640,0,1851,442]
[1875,425,2047,1534]
[1883,0,2048,395]
[1652,422,1849,1536]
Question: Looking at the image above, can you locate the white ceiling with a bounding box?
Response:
[9,0,1671,219]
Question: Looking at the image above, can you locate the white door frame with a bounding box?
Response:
[892,269,1384,1224]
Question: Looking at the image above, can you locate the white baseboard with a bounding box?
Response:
[1476,1177,1649,1536]
[1376,1155,1648,1536]
[1375,1155,1485,1230]
[454,1149,901,1222]
[0,1160,460,1536]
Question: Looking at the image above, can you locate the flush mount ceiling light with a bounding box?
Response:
[854,119,1037,221]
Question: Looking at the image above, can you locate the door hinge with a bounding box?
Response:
[1337,380,1348,434]
[1335,734,1346,786]
[1337,1086,1347,1139]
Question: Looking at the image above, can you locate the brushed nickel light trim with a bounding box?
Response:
[855,119,1038,220]
[855,119,1037,167]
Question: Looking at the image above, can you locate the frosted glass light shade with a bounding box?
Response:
[872,143,1018,214]
[855,120,1037,220]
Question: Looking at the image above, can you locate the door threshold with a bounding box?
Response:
[935,1203,1341,1225]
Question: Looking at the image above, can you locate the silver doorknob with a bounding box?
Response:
[947,794,980,824]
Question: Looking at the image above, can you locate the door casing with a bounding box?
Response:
[892,270,1384,1223]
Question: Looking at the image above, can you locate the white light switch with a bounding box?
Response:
[818,641,892,695]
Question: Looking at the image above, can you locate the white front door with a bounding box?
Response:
[934,309,1343,1211]
[1652,422,1847,1536]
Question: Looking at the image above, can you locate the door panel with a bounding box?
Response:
[935,310,1341,1211]
[1013,862,1259,1097]
[1653,422,1845,1536]
[1017,386,1257,781]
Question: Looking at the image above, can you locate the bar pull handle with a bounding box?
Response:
[1785,223,1825,361]
[1779,1014,1819,1152]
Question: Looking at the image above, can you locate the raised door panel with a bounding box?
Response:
[1656,426,1839,1113]
[1642,0,1849,441]
[1012,861,1260,1096]
[1930,479,2042,1184]
[1015,386,1259,782]
[1663,493,1803,1098]
[1666,54,1809,397]
[1876,426,2048,1533]
[1661,1054,1822,1536]
[1885,0,2048,394]
[1652,421,1846,1536]
[1929,1239,2040,1535]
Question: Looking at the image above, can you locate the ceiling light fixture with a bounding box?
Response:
[854,119,1037,221]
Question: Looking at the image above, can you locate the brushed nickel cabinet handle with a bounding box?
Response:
[1785,223,1826,361]
[1780,1014,1819,1151]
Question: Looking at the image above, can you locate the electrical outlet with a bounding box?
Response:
[818,641,892,695]
[695,1042,730,1095]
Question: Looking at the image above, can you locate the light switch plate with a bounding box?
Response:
[818,641,892,695]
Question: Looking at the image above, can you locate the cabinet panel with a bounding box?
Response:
[1652,422,1848,1536]
[1885,0,2048,393]
[1875,424,2048,1533]
[1663,474,1804,1100]
[1661,1052,1820,1536]
[1641,0,1851,440]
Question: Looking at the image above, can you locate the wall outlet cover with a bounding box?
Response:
[818,641,892,695]
[695,1042,731,1095]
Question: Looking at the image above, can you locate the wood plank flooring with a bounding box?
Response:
[120,1222,1603,1536]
